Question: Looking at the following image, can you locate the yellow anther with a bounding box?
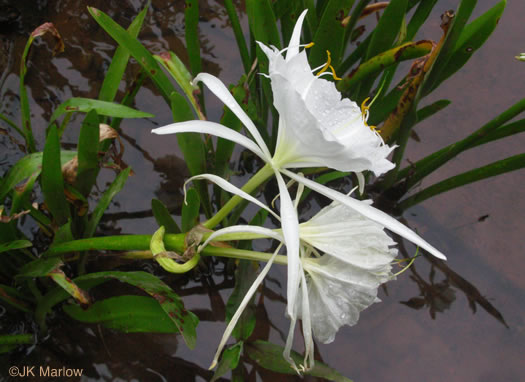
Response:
[360,97,378,131]
[316,50,332,76]
[361,97,371,114]
[304,42,315,48]
[316,50,342,80]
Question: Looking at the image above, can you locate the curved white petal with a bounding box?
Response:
[285,10,308,61]
[283,170,446,260]
[209,244,282,370]
[193,73,271,159]
[269,72,395,174]
[356,172,365,195]
[199,225,283,251]
[302,255,392,343]
[152,120,267,161]
[300,200,398,271]
[299,265,314,370]
[185,173,280,221]
[275,171,301,319]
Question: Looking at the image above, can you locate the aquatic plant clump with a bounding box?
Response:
[0,0,519,380]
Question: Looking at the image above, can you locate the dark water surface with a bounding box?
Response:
[1,0,524,381]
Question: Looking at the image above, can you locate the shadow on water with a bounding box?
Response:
[1,0,524,381]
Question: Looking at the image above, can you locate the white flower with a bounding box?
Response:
[201,199,398,372]
[289,200,398,370]
[257,10,394,175]
[152,8,446,369]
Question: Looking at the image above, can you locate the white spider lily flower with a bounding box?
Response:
[200,199,398,372]
[152,9,446,366]
[299,199,397,273]
[257,10,394,175]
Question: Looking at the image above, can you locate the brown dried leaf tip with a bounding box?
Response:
[31,22,64,56]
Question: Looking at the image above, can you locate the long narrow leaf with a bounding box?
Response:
[309,0,355,69]
[424,0,506,95]
[338,41,432,91]
[88,7,177,104]
[41,125,70,225]
[169,92,211,216]
[181,188,200,232]
[75,110,100,197]
[72,271,199,348]
[398,98,525,188]
[98,4,149,103]
[50,98,153,125]
[84,167,131,238]
[419,0,477,97]
[64,295,181,333]
[152,199,181,234]
[358,0,408,101]
[225,0,251,73]
[19,23,64,152]
[0,151,76,203]
[399,153,525,210]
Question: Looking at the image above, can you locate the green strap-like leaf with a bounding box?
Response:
[151,198,181,234]
[310,0,355,70]
[211,342,243,382]
[357,0,409,101]
[75,110,100,197]
[50,97,153,125]
[181,188,200,232]
[419,0,477,97]
[226,260,258,341]
[98,3,149,103]
[17,258,63,278]
[84,167,131,238]
[0,240,32,254]
[399,152,525,210]
[424,0,506,96]
[246,340,353,381]
[64,295,182,333]
[185,0,202,76]
[73,271,199,348]
[0,151,76,203]
[398,97,525,187]
[169,92,211,216]
[20,23,64,153]
[88,7,177,104]
[225,0,251,72]
[338,40,432,92]
[41,125,70,225]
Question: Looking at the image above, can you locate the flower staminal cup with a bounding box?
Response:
[257,10,394,175]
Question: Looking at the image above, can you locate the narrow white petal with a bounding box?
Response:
[193,73,272,159]
[152,120,267,161]
[186,174,280,221]
[356,172,365,195]
[209,244,281,370]
[275,171,301,318]
[199,225,283,251]
[285,10,309,61]
[299,265,314,370]
[283,170,446,260]
[283,307,299,372]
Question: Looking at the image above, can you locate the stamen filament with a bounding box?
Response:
[316,50,342,80]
